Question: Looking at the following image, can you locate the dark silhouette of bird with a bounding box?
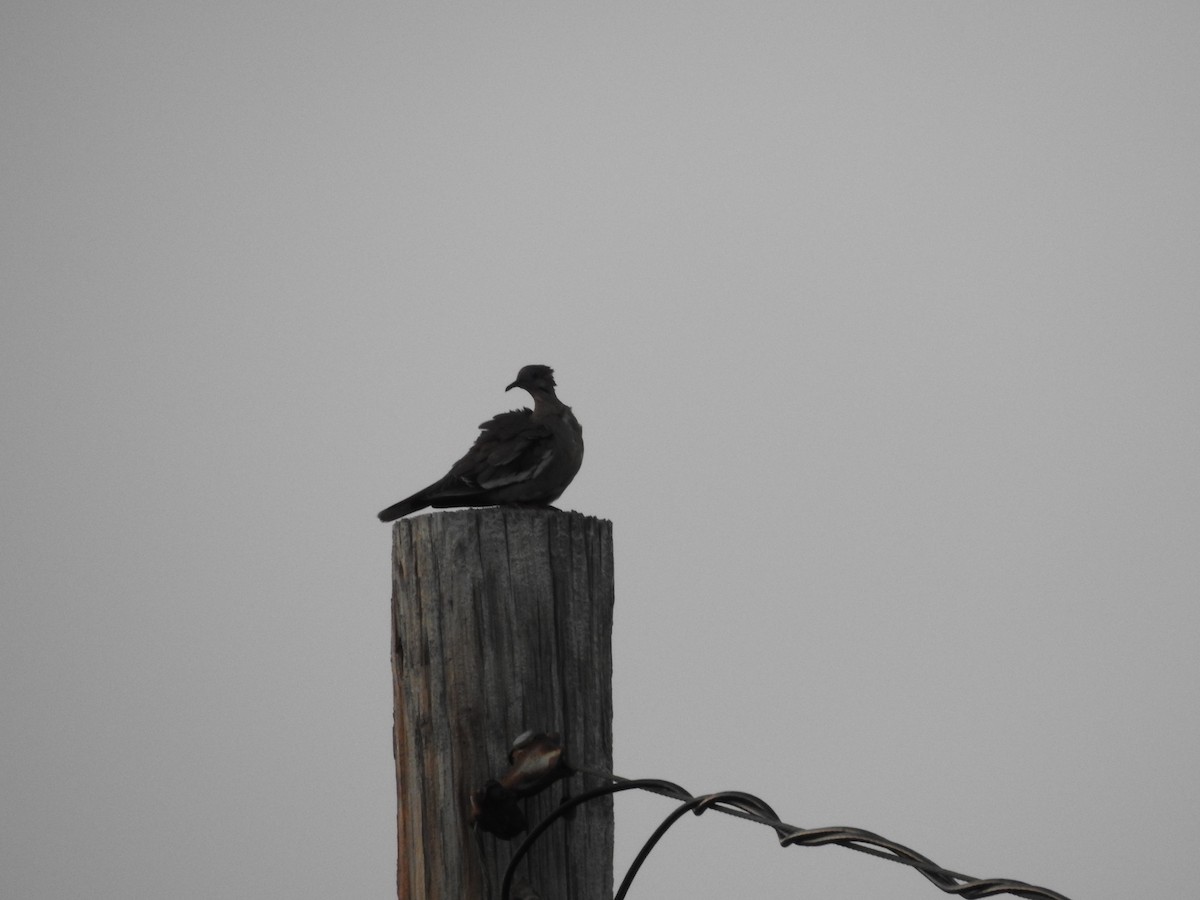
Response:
[377,365,584,522]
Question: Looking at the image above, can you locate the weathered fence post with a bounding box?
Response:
[390,507,614,899]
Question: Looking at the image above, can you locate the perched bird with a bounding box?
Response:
[377,365,584,522]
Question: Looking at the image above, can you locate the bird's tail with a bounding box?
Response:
[377,488,434,522]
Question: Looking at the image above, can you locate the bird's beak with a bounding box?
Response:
[505,380,519,391]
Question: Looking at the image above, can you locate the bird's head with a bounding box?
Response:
[506,365,557,395]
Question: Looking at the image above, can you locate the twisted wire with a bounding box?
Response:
[500,770,1074,900]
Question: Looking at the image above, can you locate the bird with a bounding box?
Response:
[377,365,584,522]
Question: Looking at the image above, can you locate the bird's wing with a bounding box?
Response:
[448,409,556,490]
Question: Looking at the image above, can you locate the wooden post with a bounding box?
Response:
[390,508,614,900]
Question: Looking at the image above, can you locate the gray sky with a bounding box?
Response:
[3,4,1198,898]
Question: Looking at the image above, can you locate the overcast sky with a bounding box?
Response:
[3,4,1198,899]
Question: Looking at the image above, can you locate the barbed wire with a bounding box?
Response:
[499,767,1074,900]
